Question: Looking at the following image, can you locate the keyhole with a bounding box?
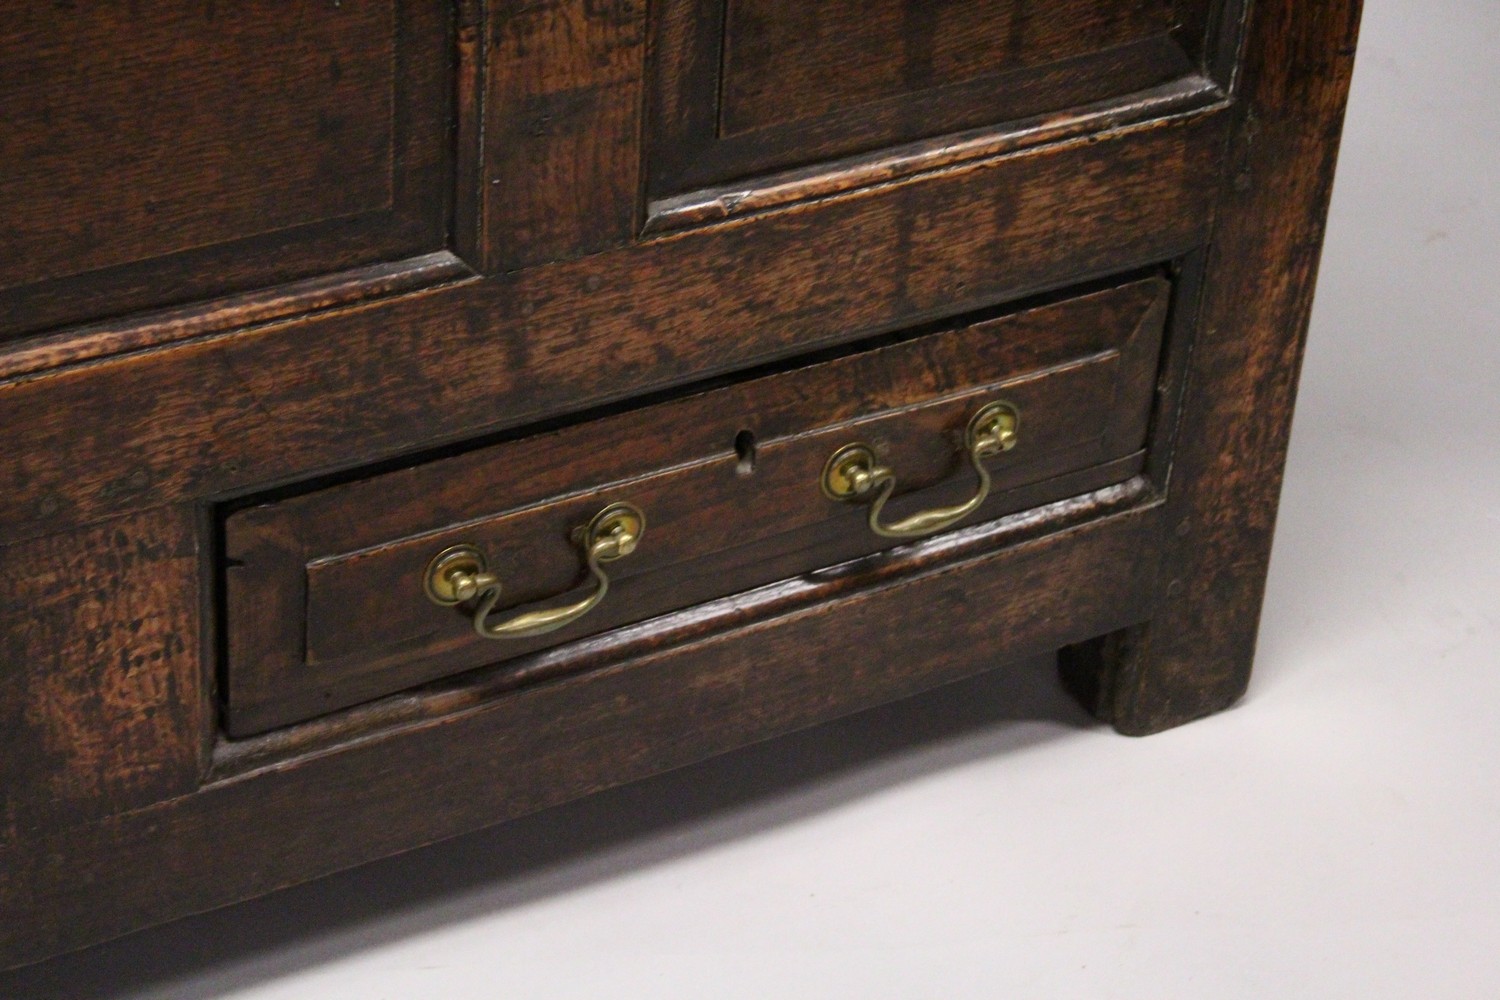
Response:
[734,429,757,476]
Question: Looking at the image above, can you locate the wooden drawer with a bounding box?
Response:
[222,276,1169,736]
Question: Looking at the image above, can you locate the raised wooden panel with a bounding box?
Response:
[0,109,1226,549]
[649,0,1226,211]
[0,1,463,341]
[2,4,395,288]
[720,0,1175,135]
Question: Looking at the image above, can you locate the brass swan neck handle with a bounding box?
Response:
[820,401,1019,540]
[423,502,645,640]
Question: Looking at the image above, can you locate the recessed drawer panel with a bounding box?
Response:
[222,277,1170,736]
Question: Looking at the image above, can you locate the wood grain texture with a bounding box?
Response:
[485,0,646,269]
[646,75,1223,232]
[0,502,1163,969]
[0,253,477,383]
[221,279,1168,734]
[0,110,1224,549]
[0,507,204,840]
[1067,0,1365,734]
[0,0,457,340]
[650,0,1210,195]
[0,0,1360,969]
[0,2,396,285]
[721,0,1174,133]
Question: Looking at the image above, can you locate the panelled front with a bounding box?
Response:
[721,0,1183,133]
[646,0,1230,224]
[1,0,1243,768]
[0,0,1317,967]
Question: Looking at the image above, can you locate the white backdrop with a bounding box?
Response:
[5,3,1498,996]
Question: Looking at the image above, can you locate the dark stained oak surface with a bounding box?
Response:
[0,507,206,839]
[0,110,1224,550]
[1066,0,1367,733]
[0,0,1360,971]
[1,2,393,285]
[4,497,1167,969]
[0,0,460,340]
[485,0,647,270]
[721,0,1176,134]
[222,278,1169,735]
[650,0,1215,197]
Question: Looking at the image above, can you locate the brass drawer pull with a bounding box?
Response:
[423,502,645,640]
[821,401,1019,540]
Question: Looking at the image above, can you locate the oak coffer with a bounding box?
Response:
[0,0,1363,968]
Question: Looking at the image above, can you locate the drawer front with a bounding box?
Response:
[223,277,1169,736]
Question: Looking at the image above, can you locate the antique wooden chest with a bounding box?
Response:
[0,0,1362,967]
